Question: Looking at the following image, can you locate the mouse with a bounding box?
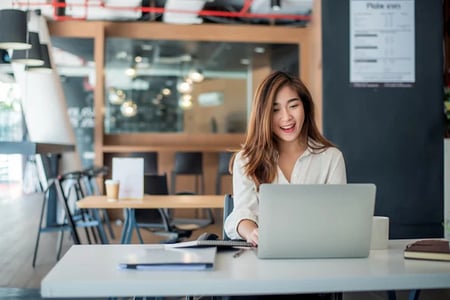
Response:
[198,232,219,241]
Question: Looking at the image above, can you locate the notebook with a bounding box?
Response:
[257,183,376,259]
[118,245,217,270]
[166,235,254,249]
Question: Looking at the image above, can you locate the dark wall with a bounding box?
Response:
[322,0,444,238]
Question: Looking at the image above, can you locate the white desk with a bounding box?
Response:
[41,240,450,298]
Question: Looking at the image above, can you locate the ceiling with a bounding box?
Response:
[10,0,313,25]
[2,1,308,86]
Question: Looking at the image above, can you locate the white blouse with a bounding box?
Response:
[224,146,347,240]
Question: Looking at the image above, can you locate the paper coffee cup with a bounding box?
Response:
[105,179,120,202]
[370,216,389,250]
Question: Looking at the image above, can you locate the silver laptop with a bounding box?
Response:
[257,184,376,259]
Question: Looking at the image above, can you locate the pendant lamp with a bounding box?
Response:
[0,49,10,64]
[11,32,44,66]
[27,44,52,72]
[0,9,31,50]
[271,0,281,11]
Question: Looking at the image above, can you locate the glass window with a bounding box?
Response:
[50,35,299,136]
[103,38,298,134]
[51,37,95,167]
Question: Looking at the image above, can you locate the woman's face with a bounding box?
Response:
[271,85,305,143]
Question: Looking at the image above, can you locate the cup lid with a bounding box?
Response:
[105,179,119,184]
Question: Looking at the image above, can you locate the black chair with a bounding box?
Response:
[104,151,158,177]
[223,194,234,240]
[171,151,204,195]
[216,151,233,195]
[170,151,214,227]
[133,173,192,243]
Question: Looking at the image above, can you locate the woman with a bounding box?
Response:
[224,71,347,245]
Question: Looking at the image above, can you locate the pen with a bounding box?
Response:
[233,249,246,258]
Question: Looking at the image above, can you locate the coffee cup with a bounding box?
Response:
[105,179,120,202]
[370,216,389,250]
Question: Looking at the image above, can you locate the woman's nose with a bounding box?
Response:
[280,108,292,120]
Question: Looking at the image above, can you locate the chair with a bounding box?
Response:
[222,194,234,240]
[170,151,214,227]
[171,151,204,195]
[82,165,115,240]
[103,151,158,177]
[133,173,192,243]
[55,171,109,245]
[32,179,71,267]
[32,170,109,267]
[216,151,233,195]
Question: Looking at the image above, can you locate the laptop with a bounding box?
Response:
[257,183,376,259]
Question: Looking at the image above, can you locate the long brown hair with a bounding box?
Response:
[230,71,334,189]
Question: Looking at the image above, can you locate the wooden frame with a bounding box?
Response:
[47,3,322,168]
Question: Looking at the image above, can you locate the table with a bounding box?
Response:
[77,194,224,243]
[40,240,450,298]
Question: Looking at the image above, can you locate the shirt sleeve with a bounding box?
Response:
[224,151,259,240]
[325,147,347,184]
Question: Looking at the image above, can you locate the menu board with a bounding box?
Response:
[350,0,415,87]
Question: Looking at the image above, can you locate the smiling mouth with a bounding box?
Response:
[280,124,295,132]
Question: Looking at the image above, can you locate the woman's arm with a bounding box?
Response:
[224,152,260,240]
[237,219,259,245]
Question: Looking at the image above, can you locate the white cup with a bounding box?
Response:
[105,179,120,202]
[370,216,389,250]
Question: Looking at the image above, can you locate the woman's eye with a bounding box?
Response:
[289,104,299,109]
[273,108,279,112]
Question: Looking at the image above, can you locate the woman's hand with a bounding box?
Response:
[245,228,259,246]
[237,219,259,246]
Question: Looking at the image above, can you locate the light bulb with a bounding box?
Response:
[120,100,137,117]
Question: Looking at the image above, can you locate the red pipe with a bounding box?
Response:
[239,0,254,15]
[14,1,311,22]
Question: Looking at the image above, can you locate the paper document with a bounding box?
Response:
[112,157,144,199]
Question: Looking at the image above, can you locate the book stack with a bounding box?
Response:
[404,239,450,262]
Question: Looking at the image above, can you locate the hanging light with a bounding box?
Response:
[26,10,51,72]
[26,44,52,72]
[0,49,10,64]
[177,79,193,94]
[161,88,171,96]
[0,9,31,50]
[108,88,126,105]
[120,100,138,117]
[271,0,281,11]
[11,32,44,66]
[125,66,137,78]
[179,94,193,109]
[188,69,204,83]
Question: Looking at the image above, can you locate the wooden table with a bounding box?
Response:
[77,195,224,243]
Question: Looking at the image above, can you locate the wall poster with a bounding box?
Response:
[350,0,415,87]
